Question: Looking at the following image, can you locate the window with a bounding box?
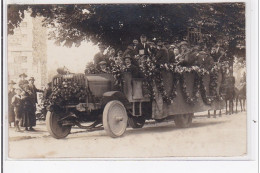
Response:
[14,56,27,63]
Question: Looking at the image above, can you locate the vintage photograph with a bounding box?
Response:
[6,3,246,158]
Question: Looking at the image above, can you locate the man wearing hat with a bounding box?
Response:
[155,40,169,66]
[98,61,109,73]
[124,54,141,78]
[179,41,189,55]
[137,34,151,56]
[114,50,123,66]
[18,73,29,91]
[28,77,42,103]
[168,44,177,63]
[94,44,107,67]
[8,80,16,127]
[26,77,43,130]
[177,41,191,66]
[211,44,226,63]
[123,39,139,58]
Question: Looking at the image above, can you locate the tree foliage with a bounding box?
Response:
[8,3,245,56]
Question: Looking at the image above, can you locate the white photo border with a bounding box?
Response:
[1,0,258,172]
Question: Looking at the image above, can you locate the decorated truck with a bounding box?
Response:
[45,62,225,139]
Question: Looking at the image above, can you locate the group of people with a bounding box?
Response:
[8,73,42,132]
[86,34,227,76]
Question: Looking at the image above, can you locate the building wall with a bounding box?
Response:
[8,11,47,88]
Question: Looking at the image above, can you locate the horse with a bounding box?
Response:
[223,74,236,115]
[235,84,246,112]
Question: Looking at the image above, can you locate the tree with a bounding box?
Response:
[8,3,245,59]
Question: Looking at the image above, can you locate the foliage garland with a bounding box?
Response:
[83,56,222,106]
[140,60,221,105]
[47,79,88,106]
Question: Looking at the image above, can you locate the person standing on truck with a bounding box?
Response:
[211,43,226,63]
[173,47,182,63]
[124,54,141,78]
[123,39,139,57]
[155,40,169,67]
[114,50,124,66]
[177,41,191,66]
[137,34,151,56]
[123,39,139,66]
[107,47,116,66]
[168,44,177,63]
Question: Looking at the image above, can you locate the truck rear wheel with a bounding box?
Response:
[103,100,128,138]
[46,111,72,139]
[128,116,145,129]
[173,113,193,128]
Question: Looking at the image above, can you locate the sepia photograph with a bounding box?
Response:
[5,2,249,159]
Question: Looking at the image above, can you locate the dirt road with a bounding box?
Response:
[8,111,247,159]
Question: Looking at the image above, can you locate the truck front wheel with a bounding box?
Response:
[46,111,72,139]
[103,100,128,138]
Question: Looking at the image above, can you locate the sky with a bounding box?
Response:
[47,40,99,74]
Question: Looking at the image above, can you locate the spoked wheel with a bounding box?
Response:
[46,111,72,139]
[103,100,128,138]
[128,116,145,129]
[173,113,193,128]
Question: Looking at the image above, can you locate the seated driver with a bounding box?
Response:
[98,61,109,73]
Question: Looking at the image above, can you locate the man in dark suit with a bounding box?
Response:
[27,77,43,130]
[136,34,151,56]
[124,39,139,57]
[27,77,43,104]
[155,40,169,66]
[123,39,140,66]
[168,44,176,63]
[211,44,226,63]
[124,54,142,78]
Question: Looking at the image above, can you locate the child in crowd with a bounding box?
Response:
[11,87,23,132]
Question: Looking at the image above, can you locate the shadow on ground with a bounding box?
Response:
[67,119,227,140]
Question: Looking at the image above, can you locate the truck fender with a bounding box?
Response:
[101,91,131,110]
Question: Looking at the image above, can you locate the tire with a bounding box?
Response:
[103,100,128,138]
[128,116,145,129]
[46,111,72,139]
[173,113,193,128]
